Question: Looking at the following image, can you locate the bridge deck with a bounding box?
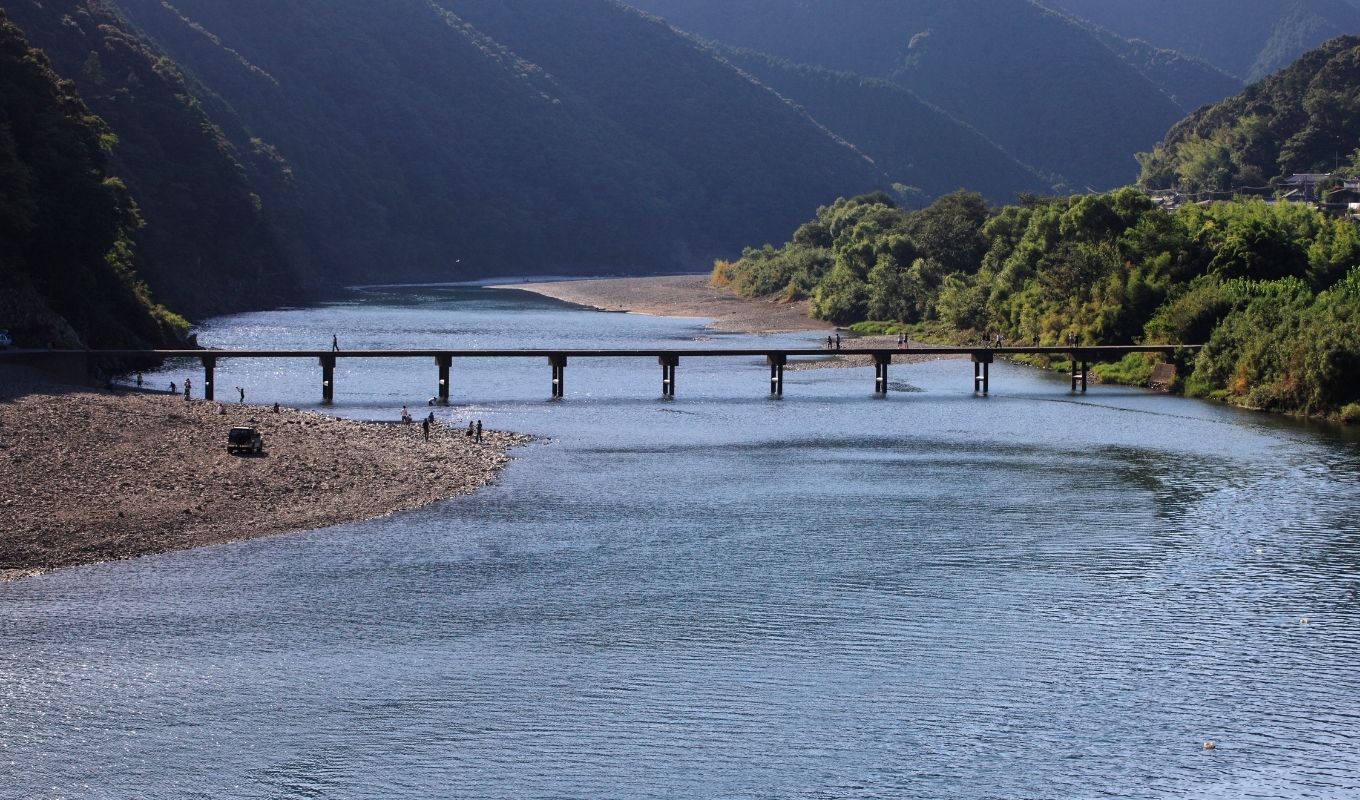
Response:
[44,345,1197,359]
[2,345,1201,402]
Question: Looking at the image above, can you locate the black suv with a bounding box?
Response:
[227,426,264,454]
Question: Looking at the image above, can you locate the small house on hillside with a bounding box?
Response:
[1279,173,1330,203]
[1323,177,1360,220]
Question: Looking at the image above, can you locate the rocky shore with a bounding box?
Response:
[0,367,529,580]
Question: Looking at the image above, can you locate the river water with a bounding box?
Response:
[3,286,1359,799]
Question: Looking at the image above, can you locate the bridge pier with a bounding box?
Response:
[972,351,992,395]
[549,354,567,398]
[436,355,452,405]
[874,353,891,395]
[1070,353,1089,392]
[200,355,217,402]
[767,354,786,396]
[659,354,678,398]
[320,354,335,404]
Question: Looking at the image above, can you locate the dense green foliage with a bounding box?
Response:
[1048,0,1360,81]
[2,0,317,316]
[0,11,184,348]
[627,0,1209,190]
[1138,35,1360,193]
[714,189,1360,418]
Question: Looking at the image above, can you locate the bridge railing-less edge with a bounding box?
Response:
[2,345,1201,404]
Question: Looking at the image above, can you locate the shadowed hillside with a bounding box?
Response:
[110,0,887,280]
[627,0,1187,190]
[1,0,317,317]
[0,10,184,348]
[712,47,1054,204]
[1048,0,1360,80]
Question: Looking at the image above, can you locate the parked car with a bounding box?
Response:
[0,329,12,347]
[226,426,264,454]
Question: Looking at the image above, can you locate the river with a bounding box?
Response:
[3,285,1359,799]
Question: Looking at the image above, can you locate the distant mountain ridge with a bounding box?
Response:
[1045,0,1360,80]
[624,0,1234,190]
[107,0,888,282]
[712,47,1054,204]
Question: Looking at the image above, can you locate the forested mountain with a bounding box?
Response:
[713,48,1054,204]
[1138,35,1360,192]
[626,0,1199,190]
[10,0,1345,354]
[0,11,184,348]
[0,0,317,317]
[1045,0,1360,80]
[108,0,885,281]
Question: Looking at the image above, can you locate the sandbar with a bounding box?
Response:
[493,274,833,334]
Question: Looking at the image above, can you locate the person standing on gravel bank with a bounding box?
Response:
[183,378,191,400]
[422,417,431,442]
[475,420,482,442]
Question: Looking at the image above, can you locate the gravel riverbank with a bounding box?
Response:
[0,367,529,580]
[492,274,834,334]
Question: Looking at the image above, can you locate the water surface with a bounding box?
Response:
[3,287,1358,799]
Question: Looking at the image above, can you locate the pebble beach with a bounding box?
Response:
[0,367,529,580]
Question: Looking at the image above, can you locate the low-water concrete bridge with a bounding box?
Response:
[3,345,1201,403]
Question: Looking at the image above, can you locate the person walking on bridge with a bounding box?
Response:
[332,334,339,352]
